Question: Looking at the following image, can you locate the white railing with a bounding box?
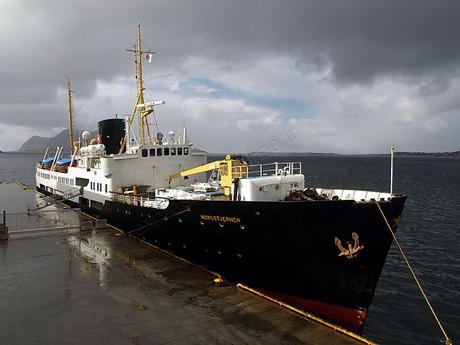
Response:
[315,188,393,202]
[232,161,302,179]
[111,194,169,209]
[112,193,148,205]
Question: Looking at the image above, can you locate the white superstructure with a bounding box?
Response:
[36,139,207,208]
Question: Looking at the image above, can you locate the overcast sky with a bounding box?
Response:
[1,0,459,153]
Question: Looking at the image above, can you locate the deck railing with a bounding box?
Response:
[111,193,169,209]
[232,161,302,179]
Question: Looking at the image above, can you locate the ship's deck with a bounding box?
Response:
[0,182,367,345]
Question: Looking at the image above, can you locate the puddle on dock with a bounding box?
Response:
[0,183,366,345]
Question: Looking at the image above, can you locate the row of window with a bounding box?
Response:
[58,176,74,186]
[90,182,108,193]
[141,146,189,158]
[38,171,51,180]
[38,171,75,186]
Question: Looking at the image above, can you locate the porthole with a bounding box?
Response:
[199,221,205,226]
[217,250,222,255]
[219,222,224,228]
[255,210,260,216]
[178,218,182,223]
[236,253,243,259]
[240,224,246,230]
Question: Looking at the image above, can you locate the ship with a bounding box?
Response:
[35,24,406,333]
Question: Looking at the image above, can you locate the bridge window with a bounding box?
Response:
[171,147,176,155]
[157,148,162,156]
[142,149,148,157]
[177,147,182,155]
[149,148,155,156]
[184,147,189,155]
[164,148,169,156]
[105,184,107,193]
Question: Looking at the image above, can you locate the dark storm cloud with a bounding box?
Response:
[0,103,66,128]
[1,0,460,127]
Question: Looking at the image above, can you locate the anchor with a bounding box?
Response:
[334,232,365,259]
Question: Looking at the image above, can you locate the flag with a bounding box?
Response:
[146,53,153,63]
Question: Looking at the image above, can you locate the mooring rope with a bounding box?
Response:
[375,201,452,345]
[125,207,191,235]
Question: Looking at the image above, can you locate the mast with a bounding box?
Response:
[136,23,146,144]
[119,23,156,152]
[67,79,74,155]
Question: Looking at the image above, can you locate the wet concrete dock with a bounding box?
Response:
[0,183,366,345]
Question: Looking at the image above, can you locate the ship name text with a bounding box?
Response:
[200,215,241,223]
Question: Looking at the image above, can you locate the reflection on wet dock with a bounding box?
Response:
[0,183,369,345]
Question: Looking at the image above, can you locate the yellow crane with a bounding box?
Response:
[168,155,249,196]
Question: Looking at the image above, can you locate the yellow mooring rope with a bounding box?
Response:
[375,201,452,345]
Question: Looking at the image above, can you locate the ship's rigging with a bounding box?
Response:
[119,23,163,153]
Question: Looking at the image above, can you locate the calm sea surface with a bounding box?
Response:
[0,152,458,344]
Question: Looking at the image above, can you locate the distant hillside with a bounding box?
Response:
[396,151,460,157]
[18,129,96,153]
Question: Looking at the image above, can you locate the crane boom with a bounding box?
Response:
[168,154,248,196]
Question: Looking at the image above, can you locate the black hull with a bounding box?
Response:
[38,187,405,332]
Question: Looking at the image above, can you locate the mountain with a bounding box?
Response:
[18,129,96,153]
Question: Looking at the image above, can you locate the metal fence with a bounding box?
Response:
[3,208,81,235]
